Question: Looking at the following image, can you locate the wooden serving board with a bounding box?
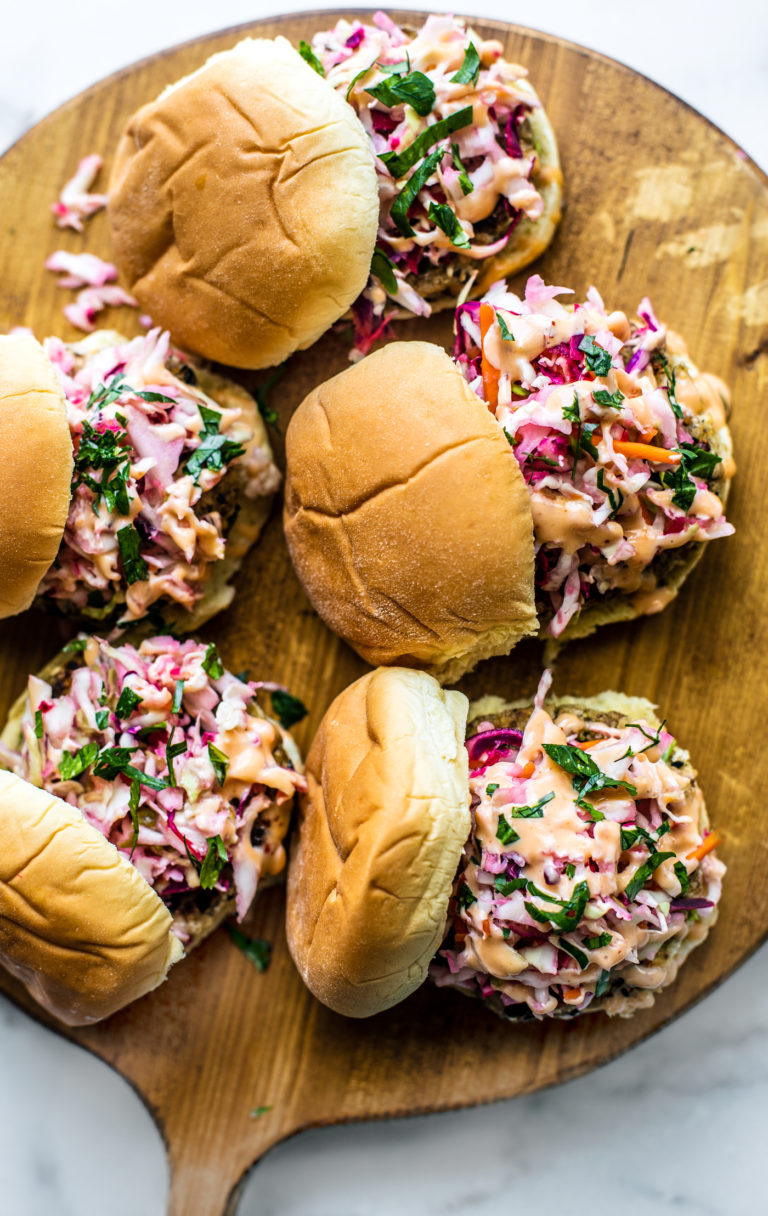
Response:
[1,11,767,1214]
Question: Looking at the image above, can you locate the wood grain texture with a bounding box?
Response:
[1,11,767,1216]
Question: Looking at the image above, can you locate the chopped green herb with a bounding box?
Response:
[496,815,520,846]
[202,644,225,680]
[506,792,554,819]
[185,431,246,483]
[95,708,110,730]
[380,105,473,180]
[525,880,590,931]
[93,746,167,790]
[298,40,324,75]
[133,389,176,405]
[254,361,288,429]
[128,778,141,858]
[62,637,88,653]
[117,525,149,585]
[495,875,526,896]
[592,388,624,408]
[388,146,444,237]
[565,863,576,879]
[661,442,722,510]
[624,851,675,901]
[450,42,481,86]
[229,925,272,972]
[367,70,435,117]
[74,420,132,516]
[250,1105,273,1119]
[115,686,142,719]
[208,743,229,786]
[198,403,223,434]
[486,783,499,795]
[594,969,612,997]
[563,395,599,464]
[497,314,515,342]
[621,825,641,850]
[58,742,99,781]
[584,932,612,950]
[503,427,515,446]
[199,835,228,890]
[456,882,477,909]
[165,728,187,787]
[653,351,683,420]
[542,743,637,813]
[559,937,589,969]
[450,142,473,194]
[596,468,624,516]
[674,861,690,894]
[34,709,44,739]
[427,201,470,249]
[172,680,185,715]
[271,689,308,729]
[371,247,398,294]
[578,334,613,376]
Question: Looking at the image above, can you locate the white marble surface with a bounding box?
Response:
[1,2,767,1214]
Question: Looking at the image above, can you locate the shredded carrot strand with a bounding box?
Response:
[576,738,602,750]
[479,302,501,409]
[563,987,583,1001]
[687,830,721,863]
[519,760,535,778]
[638,426,658,443]
[482,917,491,938]
[613,440,681,465]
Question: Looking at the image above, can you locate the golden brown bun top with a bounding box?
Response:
[0,771,183,1024]
[283,342,537,683]
[0,334,73,619]
[286,667,470,1018]
[109,37,379,370]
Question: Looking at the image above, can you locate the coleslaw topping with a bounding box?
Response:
[0,635,306,935]
[311,12,547,340]
[454,277,734,635]
[51,154,109,232]
[431,677,724,1017]
[37,329,280,623]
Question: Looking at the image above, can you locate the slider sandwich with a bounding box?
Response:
[309,12,562,350]
[109,37,380,369]
[0,633,305,1023]
[0,328,279,627]
[283,278,734,681]
[287,667,724,1020]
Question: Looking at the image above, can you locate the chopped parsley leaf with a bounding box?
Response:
[367,70,435,117]
[380,105,473,180]
[624,851,675,901]
[578,334,613,376]
[117,525,149,585]
[559,937,588,969]
[199,835,228,890]
[427,201,470,249]
[674,861,690,894]
[95,708,110,730]
[450,42,481,86]
[596,468,624,516]
[185,431,246,484]
[506,792,554,819]
[165,728,187,787]
[34,709,44,739]
[298,40,324,75]
[496,815,520,846]
[594,969,612,997]
[542,743,637,813]
[271,689,308,729]
[584,932,612,950]
[456,882,477,909]
[208,742,229,786]
[525,880,590,931]
[388,146,444,237]
[229,925,272,972]
[58,742,99,781]
[371,247,398,295]
[62,637,88,653]
[450,142,473,195]
[172,680,185,715]
[495,875,526,896]
[202,644,225,680]
[592,388,624,408]
[128,778,141,858]
[497,314,515,342]
[115,686,142,719]
[486,783,499,795]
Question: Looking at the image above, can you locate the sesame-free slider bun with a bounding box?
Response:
[0,770,183,1025]
[108,36,380,369]
[286,667,471,1018]
[0,333,73,619]
[283,342,538,684]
